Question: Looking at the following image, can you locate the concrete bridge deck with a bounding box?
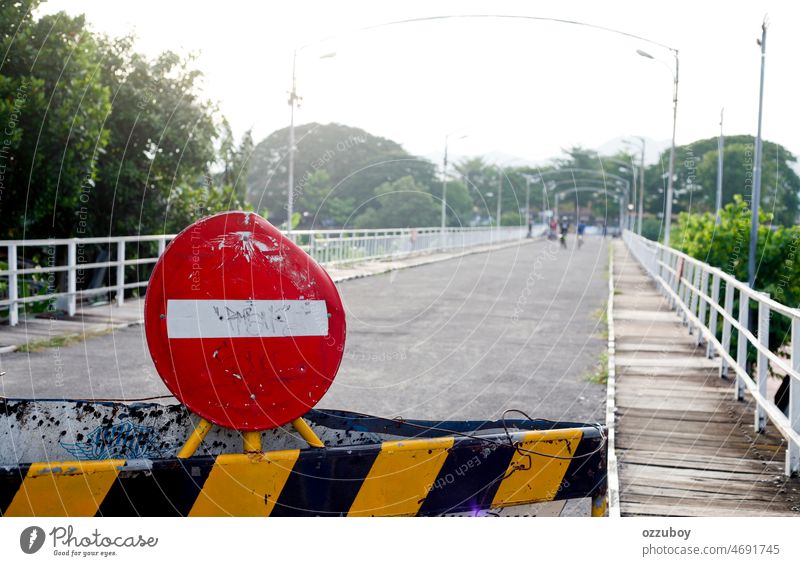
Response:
[0,237,608,421]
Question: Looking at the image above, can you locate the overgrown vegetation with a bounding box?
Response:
[673,196,799,365]
[0,0,250,239]
[17,328,113,353]
[586,351,609,384]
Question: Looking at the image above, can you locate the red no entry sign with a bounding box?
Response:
[144,212,346,431]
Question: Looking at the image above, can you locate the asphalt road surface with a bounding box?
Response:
[0,235,609,516]
[1,236,608,424]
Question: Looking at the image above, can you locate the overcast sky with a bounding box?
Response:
[40,0,799,166]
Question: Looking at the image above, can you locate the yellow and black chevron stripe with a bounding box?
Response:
[0,427,606,517]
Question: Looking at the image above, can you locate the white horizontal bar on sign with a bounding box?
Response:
[166,299,329,339]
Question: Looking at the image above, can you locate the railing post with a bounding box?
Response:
[67,240,77,317]
[755,297,769,432]
[7,244,18,326]
[788,318,800,475]
[157,238,166,257]
[116,240,125,307]
[672,256,682,309]
[735,291,748,401]
[720,280,734,377]
[707,273,720,358]
[695,269,708,345]
[681,263,692,325]
[688,264,700,334]
[667,253,677,307]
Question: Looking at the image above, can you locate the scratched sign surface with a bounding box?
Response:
[144,211,346,431]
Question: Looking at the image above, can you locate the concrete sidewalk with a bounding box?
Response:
[0,238,537,353]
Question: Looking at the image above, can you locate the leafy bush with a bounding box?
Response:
[673,195,800,366]
[641,218,663,242]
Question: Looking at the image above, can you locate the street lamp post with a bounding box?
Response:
[287,50,298,238]
[441,133,467,243]
[496,169,503,228]
[542,181,549,226]
[636,138,645,234]
[716,108,724,225]
[637,48,679,247]
[554,192,559,221]
[623,136,646,234]
[287,50,336,238]
[749,20,768,290]
[525,176,531,236]
[602,157,637,231]
[521,174,540,237]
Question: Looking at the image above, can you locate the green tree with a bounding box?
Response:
[0,1,111,238]
[295,170,355,228]
[441,179,473,226]
[218,120,253,205]
[0,2,225,238]
[643,136,799,226]
[454,157,499,222]
[248,123,437,226]
[352,176,439,229]
[675,196,800,366]
[91,40,218,235]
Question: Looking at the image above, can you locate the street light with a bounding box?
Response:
[496,169,503,228]
[521,174,539,237]
[287,50,336,237]
[749,20,768,290]
[637,47,679,247]
[716,108,724,225]
[601,157,638,230]
[494,160,522,230]
[442,132,468,242]
[624,136,646,235]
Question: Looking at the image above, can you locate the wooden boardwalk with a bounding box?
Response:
[612,241,800,516]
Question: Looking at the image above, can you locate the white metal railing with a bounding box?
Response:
[292,225,539,265]
[623,230,800,476]
[1,225,540,327]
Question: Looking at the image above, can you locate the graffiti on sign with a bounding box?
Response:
[60,421,166,460]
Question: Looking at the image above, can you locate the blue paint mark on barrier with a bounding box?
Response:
[60,421,166,460]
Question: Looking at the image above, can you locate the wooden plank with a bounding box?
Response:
[616,442,778,460]
[622,494,796,514]
[624,476,797,498]
[621,502,792,517]
[624,484,793,503]
[619,463,782,484]
[617,408,746,423]
[616,398,729,412]
[618,451,774,473]
[616,428,787,450]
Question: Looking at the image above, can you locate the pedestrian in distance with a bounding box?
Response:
[559,216,570,249]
